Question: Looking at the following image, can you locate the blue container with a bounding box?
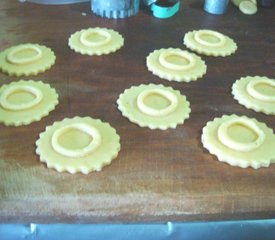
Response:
[91,0,140,18]
[204,0,229,15]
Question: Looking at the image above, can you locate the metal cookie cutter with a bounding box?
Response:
[143,0,180,18]
[91,0,140,19]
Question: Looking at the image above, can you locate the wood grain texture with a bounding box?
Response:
[0,0,275,223]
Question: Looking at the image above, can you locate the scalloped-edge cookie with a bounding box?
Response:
[68,27,124,56]
[183,30,237,57]
[117,84,191,130]
[0,80,58,126]
[232,76,275,115]
[146,48,207,82]
[36,116,121,174]
[201,114,275,169]
[0,43,56,77]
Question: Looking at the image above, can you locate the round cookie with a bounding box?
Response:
[0,80,58,126]
[146,48,207,82]
[68,27,124,56]
[36,116,121,174]
[201,114,275,169]
[117,84,191,130]
[183,29,237,57]
[0,43,56,77]
[232,76,275,115]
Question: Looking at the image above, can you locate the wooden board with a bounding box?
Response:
[0,0,275,223]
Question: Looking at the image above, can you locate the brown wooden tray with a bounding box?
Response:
[0,0,275,223]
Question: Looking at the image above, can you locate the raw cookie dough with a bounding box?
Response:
[0,80,58,126]
[201,114,275,169]
[68,27,124,56]
[117,84,191,130]
[231,0,244,6]
[232,76,275,115]
[231,0,257,7]
[183,30,237,57]
[146,48,207,82]
[0,43,56,77]
[239,0,257,14]
[36,116,121,174]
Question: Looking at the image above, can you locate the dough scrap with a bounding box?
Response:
[36,116,121,174]
[231,0,257,6]
[239,0,257,14]
[232,76,275,115]
[117,84,191,130]
[183,30,237,57]
[231,0,244,6]
[201,114,275,169]
[68,27,124,56]
[146,48,207,82]
[0,43,56,77]
[0,80,58,126]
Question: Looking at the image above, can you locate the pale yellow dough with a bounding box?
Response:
[231,0,244,6]
[36,116,121,174]
[201,115,275,169]
[0,43,56,77]
[183,30,237,57]
[0,80,58,126]
[231,0,257,7]
[232,76,275,115]
[146,48,207,82]
[239,1,258,15]
[68,27,124,56]
[117,84,191,130]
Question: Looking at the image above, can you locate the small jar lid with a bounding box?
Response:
[144,0,180,18]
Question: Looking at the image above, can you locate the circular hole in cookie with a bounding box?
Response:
[246,79,275,102]
[80,29,111,47]
[51,123,101,158]
[0,85,43,111]
[227,122,258,144]
[137,89,178,117]
[7,45,42,65]
[159,51,195,71]
[58,128,93,150]
[218,118,265,152]
[194,30,226,47]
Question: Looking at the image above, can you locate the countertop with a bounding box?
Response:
[0,0,275,223]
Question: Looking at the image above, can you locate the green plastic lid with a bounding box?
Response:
[149,0,180,18]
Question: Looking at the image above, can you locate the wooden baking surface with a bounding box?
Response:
[0,0,275,223]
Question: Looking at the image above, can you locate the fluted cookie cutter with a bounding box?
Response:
[91,0,140,19]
